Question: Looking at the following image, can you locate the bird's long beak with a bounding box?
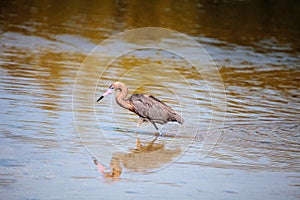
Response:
[97,88,113,102]
[96,96,104,102]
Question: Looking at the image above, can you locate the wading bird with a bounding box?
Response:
[97,82,184,136]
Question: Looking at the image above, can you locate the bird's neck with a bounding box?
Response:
[115,85,133,110]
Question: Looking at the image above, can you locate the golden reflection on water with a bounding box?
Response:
[1,0,299,51]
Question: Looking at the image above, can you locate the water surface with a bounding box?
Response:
[0,0,299,199]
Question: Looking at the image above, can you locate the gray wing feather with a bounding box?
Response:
[128,94,184,124]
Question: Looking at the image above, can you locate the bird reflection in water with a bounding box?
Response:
[93,135,176,179]
[94,157,122,179]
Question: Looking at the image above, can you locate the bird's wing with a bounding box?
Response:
[129,94,183,124]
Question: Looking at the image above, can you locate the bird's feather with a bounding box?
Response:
[128,94,184,124]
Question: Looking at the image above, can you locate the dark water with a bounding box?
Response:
[1,0,300,199]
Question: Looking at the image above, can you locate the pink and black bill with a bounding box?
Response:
[97,87,114,102]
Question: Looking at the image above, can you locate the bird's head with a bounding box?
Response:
[97,82,124,102]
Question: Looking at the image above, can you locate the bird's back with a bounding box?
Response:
[128,94,184,124]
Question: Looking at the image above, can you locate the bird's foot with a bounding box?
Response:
[136,137,141,149]
[154,131,163,137]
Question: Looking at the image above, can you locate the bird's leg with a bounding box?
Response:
[135,118,143,150]
[135,136,141,150]
[148,136,158,147]
[137,117,144,127]
[152,122,163,136]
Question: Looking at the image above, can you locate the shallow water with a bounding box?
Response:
[1,0,300,199]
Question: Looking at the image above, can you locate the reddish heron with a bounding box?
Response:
[97,82,184,136]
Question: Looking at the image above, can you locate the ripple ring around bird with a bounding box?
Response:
[72,27,226,172]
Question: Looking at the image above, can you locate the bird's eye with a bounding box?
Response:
[110,86,114,89]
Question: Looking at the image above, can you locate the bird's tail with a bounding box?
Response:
[173,112,184,124]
